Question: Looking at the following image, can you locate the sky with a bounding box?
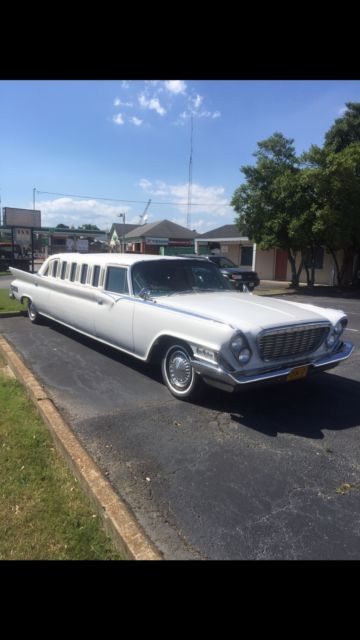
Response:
[1,79,360,233]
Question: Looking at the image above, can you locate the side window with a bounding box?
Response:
[105,267,129,294]
[60,261,67,280]
[52,261,59,277]
[70,263,77,282]
[42,265,49,276]
[92,265,101,287]
[80,264,88,284]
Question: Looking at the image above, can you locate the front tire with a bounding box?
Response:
[27,300,42,324]
[161,343,203,400]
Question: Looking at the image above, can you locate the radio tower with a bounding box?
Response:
[186,115,193,229]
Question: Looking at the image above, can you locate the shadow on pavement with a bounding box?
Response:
[193,372,360,439]
[42,318,360,440]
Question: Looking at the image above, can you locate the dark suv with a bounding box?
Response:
[178,254,260,291]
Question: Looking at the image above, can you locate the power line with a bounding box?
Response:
[35,189,229,208]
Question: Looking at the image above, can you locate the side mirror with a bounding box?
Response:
[139,287,152,300]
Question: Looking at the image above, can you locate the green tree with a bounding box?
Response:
[301,142,360,285]
[231,133,308,287]
[324,102,360,153]
[80,224,100,231]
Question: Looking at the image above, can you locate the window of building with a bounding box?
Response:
[60,262,67,280]
[105,267,129,294]
[92,265,101,287]
[240,246,253,267]
[80,264,88,284]
[70,263,77,282]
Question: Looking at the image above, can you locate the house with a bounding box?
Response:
[124,219,197,255]
[195,224,341,285]
[109,223,139,251]
[195,224,256,269]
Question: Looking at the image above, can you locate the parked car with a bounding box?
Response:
[177,254,260,291]
[9,253,353,401]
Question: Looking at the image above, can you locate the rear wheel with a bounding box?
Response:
[161,343,203,400]
[27,300,42,324]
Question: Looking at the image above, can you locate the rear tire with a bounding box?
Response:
[27,300,42,324]
[161,343,203,400]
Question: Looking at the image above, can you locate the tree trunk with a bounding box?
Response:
[287,250,302,287]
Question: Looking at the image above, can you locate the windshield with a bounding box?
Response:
[131,259,232,297]
[210,256,237,268]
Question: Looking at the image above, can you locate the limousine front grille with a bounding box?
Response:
[258,323,329,362]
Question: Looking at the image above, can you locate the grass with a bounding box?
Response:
[0,271,10,276]
[0,355,123,560]
[0,289,26,314]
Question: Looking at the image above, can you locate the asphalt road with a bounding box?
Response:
[1,293,360,559]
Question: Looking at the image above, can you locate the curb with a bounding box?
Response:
[0,335,162,561]
[0,311,27,318]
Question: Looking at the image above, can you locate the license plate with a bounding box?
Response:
[287,365,309,382]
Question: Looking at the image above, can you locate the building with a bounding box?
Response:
[109,223,139,251]
[195,223,344,285]
[195,224,256,269]
[123,219,197,255]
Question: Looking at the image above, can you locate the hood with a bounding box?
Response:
[155,291,338,331]
[221,268,257,276]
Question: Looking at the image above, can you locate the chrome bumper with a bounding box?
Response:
[191,341,355,392]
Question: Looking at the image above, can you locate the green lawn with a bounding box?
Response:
[0,289,26,314]
[0,356,123,560]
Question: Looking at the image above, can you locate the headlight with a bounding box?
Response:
[334,319,347,335]
[326,333,337,348]
[231,335,245,351]
[238,348,251,364]
[230,333,252,365]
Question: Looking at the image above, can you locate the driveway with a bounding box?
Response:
[1,293,359,559]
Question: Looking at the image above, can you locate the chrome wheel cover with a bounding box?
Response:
[29,303,37,320]
[167,348,192,390]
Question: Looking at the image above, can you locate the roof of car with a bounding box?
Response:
[43,253,203,267]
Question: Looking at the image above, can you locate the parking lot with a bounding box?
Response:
[1,292,359,559]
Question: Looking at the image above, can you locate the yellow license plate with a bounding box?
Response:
[287,365,309,382]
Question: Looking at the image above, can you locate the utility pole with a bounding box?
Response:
[118,212,126,252]
[186,115,193,230]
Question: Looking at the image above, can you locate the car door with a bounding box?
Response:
[94,265,134,352]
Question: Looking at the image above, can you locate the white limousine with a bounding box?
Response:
[10,253,354,400]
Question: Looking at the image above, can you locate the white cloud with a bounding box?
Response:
[138,179,231,217]
[191,94,203,110]
[36,197,134,230]
[338,106,347,116]
[112,113,124,125]
[114,98,133,107]
[131,116,143,126]
[139,178,152,191]
[139,93,166,116]
[164,80,187,95]
[121,81,130,89]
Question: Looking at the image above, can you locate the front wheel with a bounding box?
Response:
[27,300,42,324]
[161,343,203,400]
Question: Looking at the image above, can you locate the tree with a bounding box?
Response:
[231,133,307,287]
[80,224,100,231]
[56,223,69,229]
[324,103,360,153]
[301,142,360,285]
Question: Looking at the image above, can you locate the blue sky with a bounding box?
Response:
[1,79,360,232]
